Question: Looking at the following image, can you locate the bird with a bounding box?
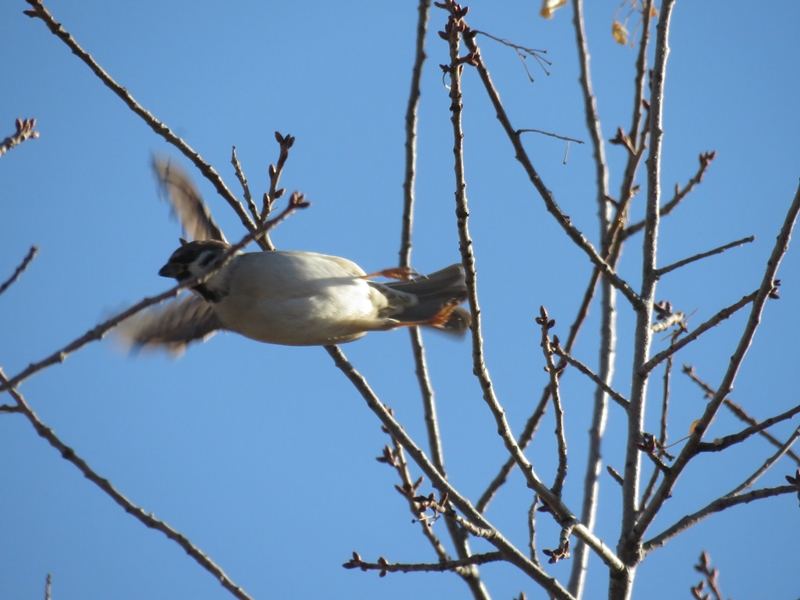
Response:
[117,158,471,353]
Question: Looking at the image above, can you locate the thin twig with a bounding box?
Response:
[642,483,795,554]
[697,402,800,459]
[44,573,51,600]
[230,147,259,223]
[382,438,453,565]
[399,0,431,269]
[685,366,800,464]
[343,551,503,575]
[472,29,550,80]
[0,369,253,600]
[615,0,653,218]
[0,245,39,297]
[691,551,725,600]
[640,329,679,512]
[0,200,305,395]
[538,307,568,497]
[728,424,800,496]
[403,4,488,595]
[528,496,542,567]
[552,345,630,411]
[23,0,263,247]
[0,118,39,157]
[517,129,584,145]
[656,236,754,278]
[623,151,716,239]
[639,291,758,375]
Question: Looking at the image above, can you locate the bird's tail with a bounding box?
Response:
[381,264,472,335]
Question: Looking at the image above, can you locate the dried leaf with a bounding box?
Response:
[612,21,629,45]
[540,0,568,19]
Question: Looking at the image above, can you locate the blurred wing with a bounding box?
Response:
[152,156,227,243]
[116,294,224,355]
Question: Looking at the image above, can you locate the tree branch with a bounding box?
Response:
[624,151,716,240]
[324,344,578,599]
[0,117,39,157]
[461,31,643,310]
[23,0,263,246]
[633,181,800,545]
[642,484,796,555]
[0,245,39,297]
[686,365,800,464]
[0,369,253,600]
[639,291,758,375]
[552,345,630,411]
[655,235,754,278]
[343,551,503,575]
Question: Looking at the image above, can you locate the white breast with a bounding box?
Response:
[211,251,392,345]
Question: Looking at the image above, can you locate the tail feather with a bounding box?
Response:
[382,264,471,335]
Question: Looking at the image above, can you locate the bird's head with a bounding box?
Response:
[159,239,229,283]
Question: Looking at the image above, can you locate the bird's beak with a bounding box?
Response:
[158,262,185,279]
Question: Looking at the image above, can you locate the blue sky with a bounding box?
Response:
[2,1,800,599]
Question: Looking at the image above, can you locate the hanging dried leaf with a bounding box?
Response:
[540,0,568,19]
[612,20,629,45]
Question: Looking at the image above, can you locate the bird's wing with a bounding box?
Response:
[116,294,224,355]
[152,157,228,243]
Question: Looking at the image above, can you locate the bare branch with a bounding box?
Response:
[0,200,305,395]
[538,307,568,497]
[260,132,295,237]
[527,496,542,567]
[517,129,584,145]
[0,118,39,157]
[399,0,431,269]
[642,484,795,555]
[0,245,39,297]
[461,31,643,310]
[477,265,603,514]
[613,6,677,596]
[472,29,550,80]
[624,151,717,239]
[23,0,263,246]
[230,146,259,223]
[656,235,754,278]
[552,345,630,411]
[639,291,758,375]
[728,424,800,496]
[440,11,622,574]
[686,365,800,464]
[379,439,451,564]
[615,0,654,217]
[343,551,503,576]
[691,551,726,600]
[0,369,253,600]
[324,344,580,599]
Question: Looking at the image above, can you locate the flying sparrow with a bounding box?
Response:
[118,159,470,352]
